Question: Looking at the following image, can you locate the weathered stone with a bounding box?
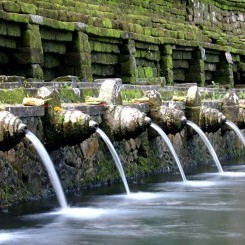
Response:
[0,111,26,151]
[102,105,151,140]
[186,86,202,107]
[98,79,123,105]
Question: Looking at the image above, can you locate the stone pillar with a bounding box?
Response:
[119,39,137,84]
[160,44,173,84]
[186,48,205,86]
[72,31,93,82]
[16,24,44,79]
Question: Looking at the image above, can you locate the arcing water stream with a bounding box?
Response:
[25,130,68,209]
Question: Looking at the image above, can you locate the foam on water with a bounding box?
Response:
[220,171,245,177]
[0,232,27,243]
[53,207,109,219]
[184,180,215,187]
[126,192,165,200]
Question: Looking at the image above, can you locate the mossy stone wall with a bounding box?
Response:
[1,0,245,85]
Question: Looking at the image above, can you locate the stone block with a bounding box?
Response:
[22,25,42,49]
[43,41,66,54]
[0,23,7,35]
[20,3,37,14]
[0,36,16,48]
[15,47,43,64]
[44,54,61,68]
[173,69,185,81]
[2,2,20,13]
[6,23,21,37]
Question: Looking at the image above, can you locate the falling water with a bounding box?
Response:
[186,120,223,173]
[150,123,187,182]
[96,128,130,195]
[225,120,245,146]
[25,130,68,209]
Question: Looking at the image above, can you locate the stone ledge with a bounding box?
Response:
[5,104,45,118]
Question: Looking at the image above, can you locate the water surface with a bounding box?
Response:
[1,157,245,245]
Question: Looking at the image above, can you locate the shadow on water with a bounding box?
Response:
[1,156,245,244]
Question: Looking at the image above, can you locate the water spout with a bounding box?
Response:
[186,120,223,173]
[150,123,187,182]
[225,120,245,146]
[95,128,130,195]
[25,130,68,209]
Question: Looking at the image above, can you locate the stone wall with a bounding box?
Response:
[0,104,244,207]
[1,0,245,86]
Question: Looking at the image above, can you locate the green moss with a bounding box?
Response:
[160,90,187,101]
[83,88,98,98]
[144,67,154,79]
[2,2,20,13]
[121,89,144,103]
[101,18,112,29]
[20,3,37,14]
[59,88,84,103]
[0,88,27,104]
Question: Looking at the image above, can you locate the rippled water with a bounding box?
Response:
[1,158,245,245]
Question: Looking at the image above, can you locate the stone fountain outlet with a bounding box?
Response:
[0,110,27,150]
[98,79,151,140]
[34,86,98,148]
[143,90,187,134]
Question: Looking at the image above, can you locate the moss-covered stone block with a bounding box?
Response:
[44,54,60,68]
[2,2,20,13]
[162,55,173,69]
[101,18,113,29]
[0,36,16,48]
[20,3,37,14]
[22,24,42,49]
[3,12,29,23]
[163,69,174,84]
[72,32,90,52]
[59,88,84,103]
[0,23,7,35]
[144,66,154,79]
[6,23,21,37]
[31,64,44,79]
[43,41,66,54]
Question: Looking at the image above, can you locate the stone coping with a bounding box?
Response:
[3,100,224,119]
[3,102,151,118]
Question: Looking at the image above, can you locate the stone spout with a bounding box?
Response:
[199,106,226,132]
[35,87,97,148]
[102,105,151,140]
[0,111,27,150]
[144,90,186,134]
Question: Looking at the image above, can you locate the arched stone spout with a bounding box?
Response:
[102,105,151,140]
[0,111,27,150]
[36,87,97,148]
[144,90,186,134]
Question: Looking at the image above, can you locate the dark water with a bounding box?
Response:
[1,158,245,245]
